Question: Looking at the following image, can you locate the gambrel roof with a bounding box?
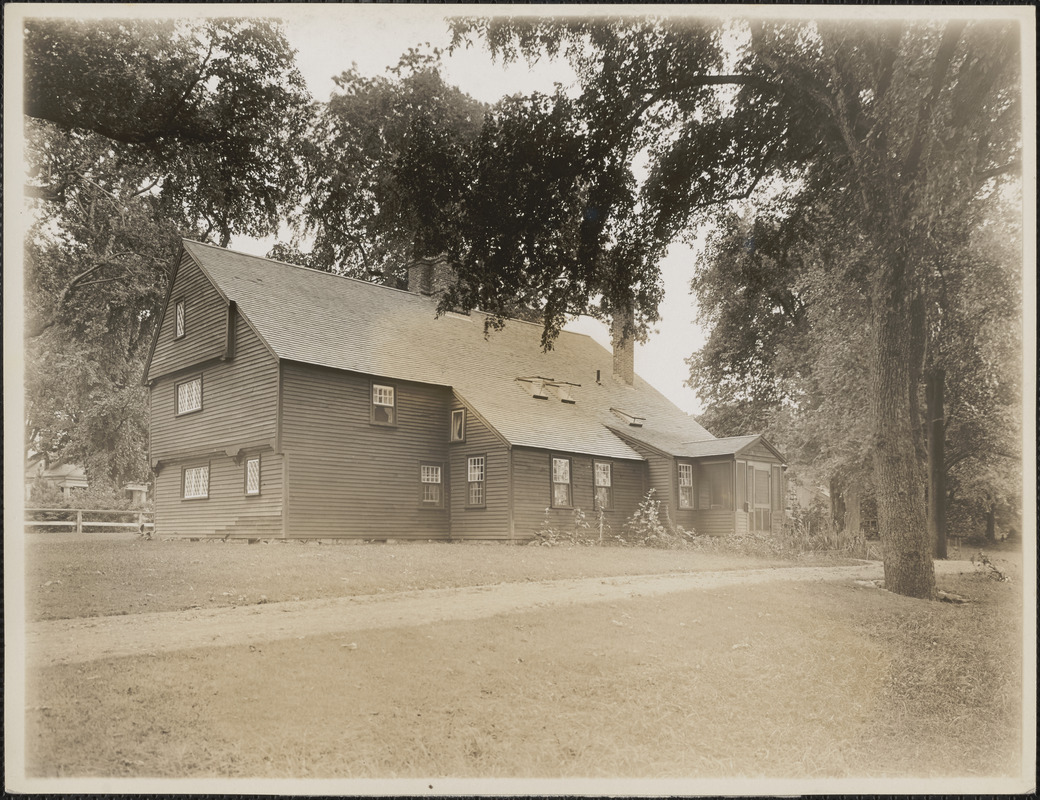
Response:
[177,240,721,461]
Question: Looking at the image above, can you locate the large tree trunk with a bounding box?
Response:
[830,477,846,531]
[870,263,936,599]
[985,503,996,542]
[926,368,947,559]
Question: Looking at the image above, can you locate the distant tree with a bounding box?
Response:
[23,17,310,487]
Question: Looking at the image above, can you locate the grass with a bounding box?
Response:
[24,550,1024,780]
[25,536,803,622]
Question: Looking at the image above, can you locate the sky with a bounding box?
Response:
[227,5,710,415]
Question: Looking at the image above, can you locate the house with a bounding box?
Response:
[142,241,786,540]
[24,461,88,501]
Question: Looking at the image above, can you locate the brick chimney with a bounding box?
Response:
[611,309,635,386]
[407,254,454,297]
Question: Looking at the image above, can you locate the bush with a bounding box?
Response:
[530,507,598,547]
[622,490,698,549]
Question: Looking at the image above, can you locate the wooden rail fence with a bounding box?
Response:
[25,508,154,534]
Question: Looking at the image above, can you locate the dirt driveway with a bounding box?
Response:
[26,561,975,667]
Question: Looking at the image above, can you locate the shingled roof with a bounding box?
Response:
[182,240,716,461]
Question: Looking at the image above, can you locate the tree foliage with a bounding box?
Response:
[23,17,310,487]
[292,48,485,284]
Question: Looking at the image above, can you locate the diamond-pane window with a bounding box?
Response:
[183,465,209,499]
[245,457,260,495]
[175,300,185,338]
[177,378,202,414]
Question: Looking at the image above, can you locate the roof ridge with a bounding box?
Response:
[184,239,594,341]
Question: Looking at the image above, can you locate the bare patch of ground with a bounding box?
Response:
[28,560,976,667]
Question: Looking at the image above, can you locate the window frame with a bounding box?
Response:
[419,461,444,509]
[370,382,397,427]
[593,460,613,511]
[450,408,466,442]
[174,297,186,339]
[244,455,261,497]
[466,454,486,509]
[182,462,210,501]
[175,375,203,416]
[550,455,573,509]
[678,461,695,509]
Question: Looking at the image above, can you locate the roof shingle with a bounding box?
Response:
[183,240,716,461]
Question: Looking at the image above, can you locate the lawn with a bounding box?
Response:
[25,536,800,622]
[23,547,1026,782]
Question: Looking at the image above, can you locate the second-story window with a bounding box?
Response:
[175,299,186,339]
[371,383,396,425]
[176,376,202,415]
[450,408,466,441]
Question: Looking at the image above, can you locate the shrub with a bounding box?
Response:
[530,507,597,547]
[622,490,698,549]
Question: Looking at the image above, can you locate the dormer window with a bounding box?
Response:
[517,377,549,400]
[371,383,396,426]
[174,299,186,339]
[610,407,645,427]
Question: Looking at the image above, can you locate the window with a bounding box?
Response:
[420,463,443,507]
[183,464,209,500]
[551,456,572,508]
[594,461,613,510]
[706,462,733,509]
[174,299,186,339]
[771,465,783,512]
[176,377,202,415]
[467,455,486,507]
[678,462,694,508]
[371,383,396,425]
[450,409,466,442]
[245,456,261,496]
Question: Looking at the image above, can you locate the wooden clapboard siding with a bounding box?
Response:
[280,362,452,539]
[612,436,675,521]
[511,448,646,539]
[449,398,510,539]
[147,252,228,380]
[740,440,780,461]
[149,312,279,458]
[149,309,281,538]
[154,453,283,537]
[688,509,736,537]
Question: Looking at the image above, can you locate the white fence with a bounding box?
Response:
[25,508,154,534]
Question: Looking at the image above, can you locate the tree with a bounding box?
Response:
[291,48,485,284]
[454,15,1021,597]
[23,17,311,487]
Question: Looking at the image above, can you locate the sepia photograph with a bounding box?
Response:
[4,3,1035,795]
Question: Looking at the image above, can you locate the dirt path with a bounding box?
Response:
[26,561,974,667]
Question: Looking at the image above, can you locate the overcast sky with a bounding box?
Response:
[228,6,710,415]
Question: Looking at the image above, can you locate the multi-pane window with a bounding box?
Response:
[176,377,202,415]
[678,463,695,508]
[371,384,395,425]
[450,409,466,442]
[420,463,443,507]
[183,465,209,499]
[551,457,572,508]
[245,457,261,496]
[175,299,186,339]
[467,456,485,507]
[594,461,613,511]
